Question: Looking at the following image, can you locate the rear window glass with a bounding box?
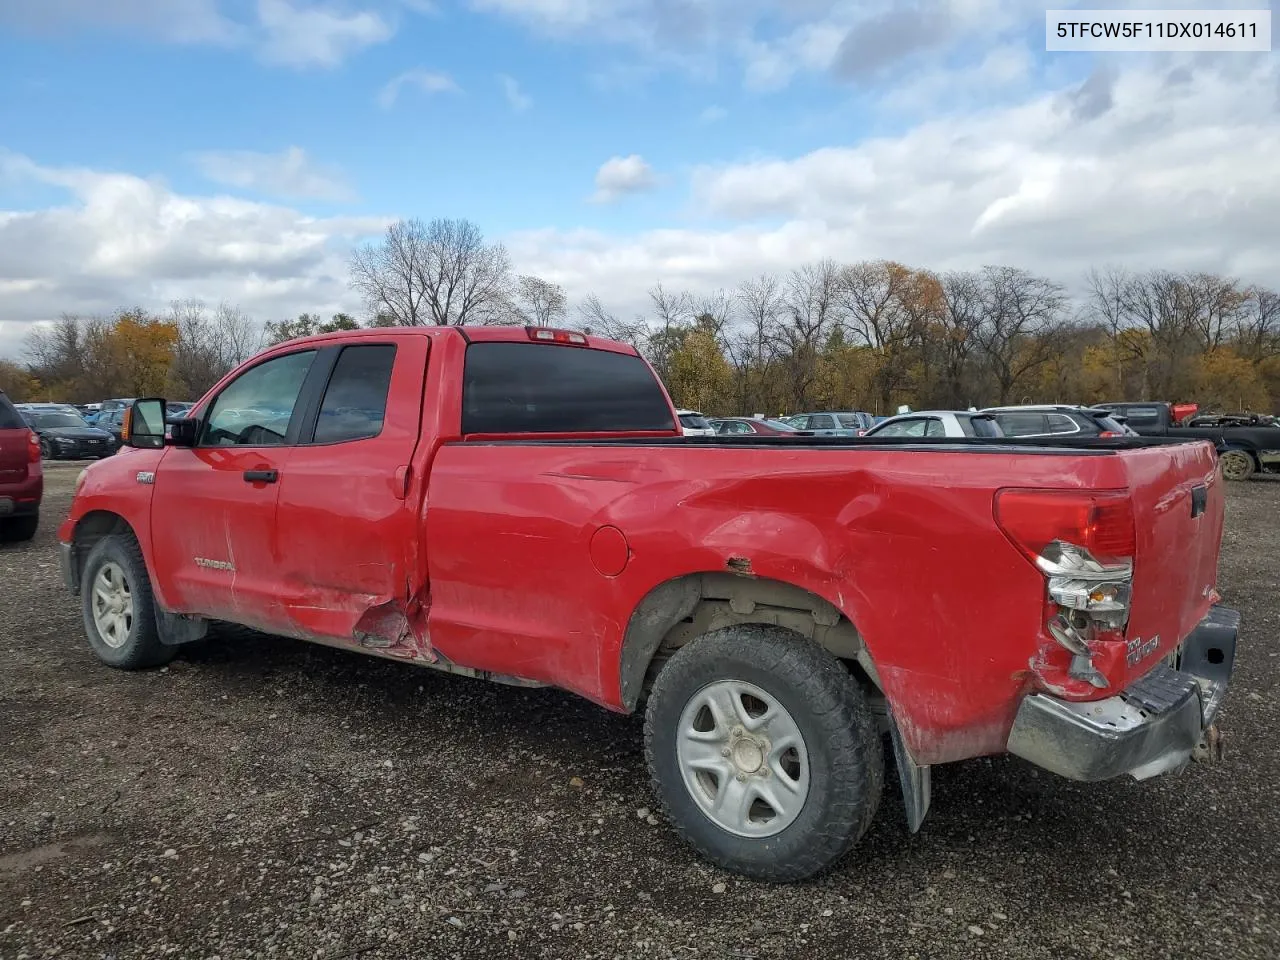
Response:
[1046,413,1079,435]
[0,395,25,429]
[679,414,711,430]
[1092,415,1128,434]
[1121,406,1161,423]
[462,342,676,434]
[995,412,1048,436]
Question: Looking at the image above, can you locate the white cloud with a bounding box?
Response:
[498,74,533,112]
[256,0,393,68]
[508,59,1280,323]
[0,0,397,68]
[699,105,727,124]
[377,68,461,109]
[0,151,386,359]
[191,147,353,202]
[590,155,657,203]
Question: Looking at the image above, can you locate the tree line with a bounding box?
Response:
[2,216,1277,416]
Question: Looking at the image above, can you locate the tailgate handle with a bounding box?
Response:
[243,469,279,484]
[1190,485,1207,518]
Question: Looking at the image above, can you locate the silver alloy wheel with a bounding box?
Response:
[91,561,134,649]
[675,679,810,838]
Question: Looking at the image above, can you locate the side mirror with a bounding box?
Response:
[121,399,167,449]
[167,416,199,447]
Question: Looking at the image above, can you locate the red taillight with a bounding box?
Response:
[526,326,587,345]
[27,430,40,463]
[1097,431,1121,438]
[995,489,1136,565]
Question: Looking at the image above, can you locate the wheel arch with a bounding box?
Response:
[617,571,881,714]
[65,510,137,593]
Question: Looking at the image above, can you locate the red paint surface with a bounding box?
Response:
[60,327,1225,767]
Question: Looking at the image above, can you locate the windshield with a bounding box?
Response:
[29,411,89,429]
[679,414,711,429]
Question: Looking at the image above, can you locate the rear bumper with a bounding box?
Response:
[1007,606,1239,781]
[0,477,42,517]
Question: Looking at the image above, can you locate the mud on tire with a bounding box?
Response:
[643,624,884,882]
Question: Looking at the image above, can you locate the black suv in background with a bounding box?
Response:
[980,405,1134,438]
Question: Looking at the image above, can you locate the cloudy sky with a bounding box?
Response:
[0,0,1277,358]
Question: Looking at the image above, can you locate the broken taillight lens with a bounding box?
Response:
[996,489,1137,691]
[28,430,40,463]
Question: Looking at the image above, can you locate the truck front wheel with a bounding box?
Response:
[1220,448,1257,481]
[80,533,177,670]
[644,624,883,881]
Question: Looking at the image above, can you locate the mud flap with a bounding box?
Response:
[156,608,209,646]
[888,713,931,833]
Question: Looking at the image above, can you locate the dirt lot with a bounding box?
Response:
[2,462,1278,960]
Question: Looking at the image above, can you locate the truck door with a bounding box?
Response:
[150,348,319,633]
[272,337,427,643]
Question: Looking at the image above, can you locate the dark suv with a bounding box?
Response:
[980,405,1134,439]
[0,390,42,542]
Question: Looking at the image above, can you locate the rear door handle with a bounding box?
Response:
[243,469,278,484]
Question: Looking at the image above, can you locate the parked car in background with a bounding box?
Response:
[1096,401,1280,481]
[94,400,137,448]
[675,409,717,437]
[783,411,876,436]
[0,389,42,541]
[865,410,1003,439]
[981,405,1133,440]
[166,401,195,418]
[16,404,116,459]
[709,417,812,436]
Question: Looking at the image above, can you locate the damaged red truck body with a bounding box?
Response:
[58,326,1240,880]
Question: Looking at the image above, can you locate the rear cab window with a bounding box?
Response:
[1121,406,1162,425]
[679,413,711,430]
[462,342,675,435]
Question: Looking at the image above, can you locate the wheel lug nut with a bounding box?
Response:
[735,772,747,782]
[721,748,731,758]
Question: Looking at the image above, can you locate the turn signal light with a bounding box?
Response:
[27,430,40,464]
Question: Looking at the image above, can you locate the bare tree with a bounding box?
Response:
[936,270,986,407]
[1235,285,1280,361]
[974,266,1068,404]
[349,217,512,326]
[775,260,843,409]
[575,294,649,349]
[510,275,568,327]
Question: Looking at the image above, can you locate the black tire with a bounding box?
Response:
[0,514,39,543]
[80,533,176,670]
[39,438,53,460]
[644,624,884,882]
[1219,448,1256,482]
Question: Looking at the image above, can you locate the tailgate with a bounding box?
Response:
[1121,440,1224,684]
[0,429,31,483]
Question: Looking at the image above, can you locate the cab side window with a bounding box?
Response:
[200,350,317,447]
[312,345,398,444]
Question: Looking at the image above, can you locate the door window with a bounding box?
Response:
[200,350,316,447]
[924,418,945,437]
[874,418,926,437]
[312,345,397,444]
[1045,413,1080,435]
[809,415,836,430]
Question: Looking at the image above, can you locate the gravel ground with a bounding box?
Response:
[2,462,1278,960]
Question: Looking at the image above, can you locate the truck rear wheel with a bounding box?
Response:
[80,533,176,670]
[1220,448,1256,481]
[643,624,883,881]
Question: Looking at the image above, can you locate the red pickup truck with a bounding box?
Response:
[58,326,1239,880]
